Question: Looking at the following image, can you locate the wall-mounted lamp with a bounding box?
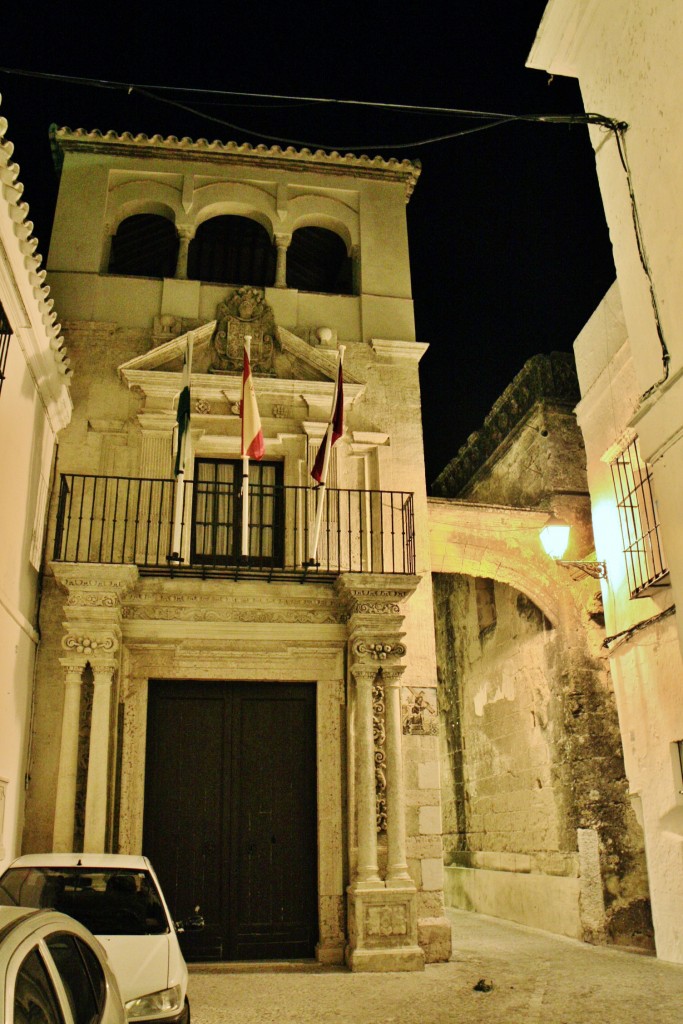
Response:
[540,515,608,580]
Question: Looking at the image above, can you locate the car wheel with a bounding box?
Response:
[180,997,190,1024]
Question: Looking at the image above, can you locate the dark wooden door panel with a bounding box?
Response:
[143,681,317,961]
[143,682,230,961]
[231,686,318,958]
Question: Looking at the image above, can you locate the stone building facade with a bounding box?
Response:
[430,354,652,948]
[23,127,451,969]
[0,99,72,871]
[529,0,683,964]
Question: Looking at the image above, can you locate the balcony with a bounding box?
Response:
[52,474,416,583]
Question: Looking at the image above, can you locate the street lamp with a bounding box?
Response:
[540,515,608,580]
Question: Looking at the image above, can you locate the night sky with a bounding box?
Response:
[1,2,615,487]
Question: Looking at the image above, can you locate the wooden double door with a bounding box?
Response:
[143,681,318,961]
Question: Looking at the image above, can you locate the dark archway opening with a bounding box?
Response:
[108,214,179,278]
[286,227,353,294]
[188,216,275,287]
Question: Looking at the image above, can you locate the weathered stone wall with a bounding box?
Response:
[431,353,653,948]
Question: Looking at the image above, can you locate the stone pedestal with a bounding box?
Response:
[346,886,423,972]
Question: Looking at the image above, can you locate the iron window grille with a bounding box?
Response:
[0,301,11,396]
[610,437,668,597]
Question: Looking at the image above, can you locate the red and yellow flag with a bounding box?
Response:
[241,343,265,460]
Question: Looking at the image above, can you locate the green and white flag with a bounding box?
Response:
[174,338,193,476]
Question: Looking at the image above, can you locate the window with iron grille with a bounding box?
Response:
[0,301,11,396]
[610,437,669,597]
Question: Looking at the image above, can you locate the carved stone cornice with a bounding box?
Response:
[432,352,581,497]
[51,127,422,201]
[335,574,420,620]
[52,563,139,606]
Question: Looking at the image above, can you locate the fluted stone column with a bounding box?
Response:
[351,664,382,887]
[53,662,86,852]
[383,666,412,886]
[83,662,116,852]
[274,233,291,288]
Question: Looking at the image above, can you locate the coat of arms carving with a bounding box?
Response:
[209,286,278,375]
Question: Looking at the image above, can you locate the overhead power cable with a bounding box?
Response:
[0,65,622,150]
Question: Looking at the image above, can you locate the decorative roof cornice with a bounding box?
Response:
[49,126,422,201]
[432,352,580,498]
[0,98,72,431]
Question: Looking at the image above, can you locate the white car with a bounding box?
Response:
[0,904,126,1024]
[0,855,198,1024]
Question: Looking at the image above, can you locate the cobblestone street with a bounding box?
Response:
[188,908,683,1024]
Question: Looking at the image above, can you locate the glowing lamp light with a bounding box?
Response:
[539,517,571,560]
[539,514,608,580]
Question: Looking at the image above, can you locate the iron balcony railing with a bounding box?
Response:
[53,474,416,581]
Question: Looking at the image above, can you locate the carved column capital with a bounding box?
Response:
[350,662,379,686]
[380,665,406,689]
[352,638,407,665]
[62,630,119,658]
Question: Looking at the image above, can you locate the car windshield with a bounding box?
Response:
[0,867,170,936]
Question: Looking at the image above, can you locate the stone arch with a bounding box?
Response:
[106,180,180,234]
[428,498,564,626]
[187,214,276,287]
[108,213,179,279]
[191,182,276,238]
[287,195,358,253]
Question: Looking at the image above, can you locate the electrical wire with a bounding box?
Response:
[612,126,671,400]
[0,64,621,151]
[602,603,676,650]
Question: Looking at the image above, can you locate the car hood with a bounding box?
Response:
[98,935,170,1004]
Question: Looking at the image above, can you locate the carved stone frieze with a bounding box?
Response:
[122,588,342,625]
[372,678,387,833]
[51,563,139,605]
[365,903,408,938]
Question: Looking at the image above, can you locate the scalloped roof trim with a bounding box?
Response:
[51,127,422,197]
[0,102,71,385]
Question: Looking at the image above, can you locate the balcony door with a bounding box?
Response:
[192,458,283,567]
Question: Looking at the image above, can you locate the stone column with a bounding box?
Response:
[83,661,116,852]
[51,563,139,852]
[351,664,382,886]
[174,227,194,280]
[52,661,86,852]
[336,573,424,972]
[382,666,412,886]
[274,233,291,288]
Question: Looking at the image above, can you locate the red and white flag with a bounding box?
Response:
[241,342,264,460]
[312,359,344,483]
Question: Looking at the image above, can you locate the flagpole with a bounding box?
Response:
[309,345,345,565]
[241,335,252,559]
[169,332,194,562]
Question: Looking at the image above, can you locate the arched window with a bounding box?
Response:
[286,227,353,295]
[187,216,275,286]
[108,214,179,278]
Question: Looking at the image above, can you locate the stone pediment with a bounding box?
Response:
[118,291,364,421]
